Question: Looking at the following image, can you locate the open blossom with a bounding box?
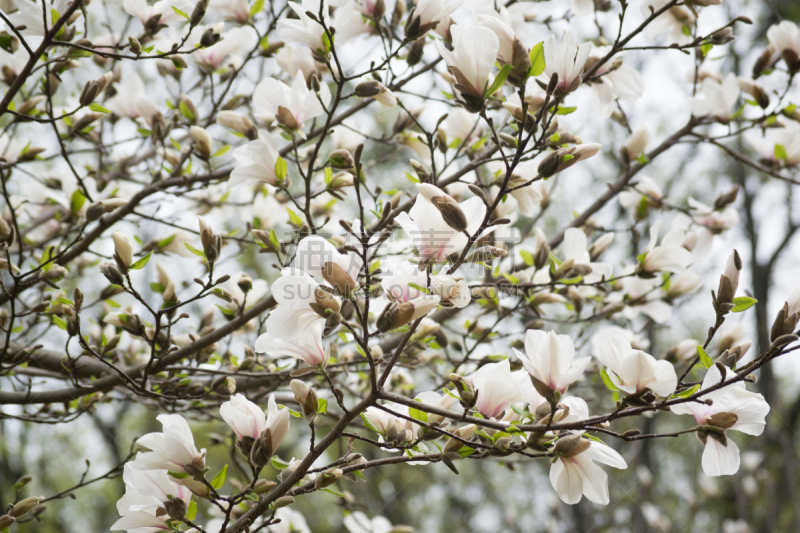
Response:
[123,0,193,27]
[746,124,800,167]
[381,259,470,308]
[543,30,592,94]
[272,268,342,319]
[641,221,694,273]
[550,435,627,505]
[767,21,800,72]
[396,186,488,264]
[112,462,193,532]
[277,44,319,81]
[220,394,290,453]
[363,405,420,443]
[592,329,678,397]
[189,25,258,69]
[464,359,535,418]
[562,228,613,283]
[208,0,252,23]
[277,0,366,52]
[586,47,644,117]
[672,365,770,476]
[688,197,739,235]
[343,512,396,533]
[619,176,664,214]
[136,414,206,474]
[229,130,283,188]
[514,330,590,396]
[256,307,329,366]
[406,0,461,40]
[295,235,362,295]
[690,73,740,123]
[436,25,499,111]
[9,0,77,36]
[642,0,695,45]
[253,71,331,131]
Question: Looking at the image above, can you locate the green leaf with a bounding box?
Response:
[700,42,713,56]
[360,412,382,435]
[211,464,228,489]
[556,106,577,115]
[274,156,288,181]
[520,250,534,266]
[168,471,189,479]
[179,100,194,122]
[184,243,206,257]
[270,456,290,470]
[317,398,328,414]
[186,500,197,521]
[129,253,151,271]
[672,383,701,399]
[53,315,67,330]
[457,445,476,458]
[784,103,797,115]
[70,189,86,215]
[731,296,757,313]
[89,102,110,113]
[600,368,619,391]
[172,6,189,19]
[409,399,427,423]
[407,282,430,295]
[405,171,420,184]
[697,345,713,369]
[775,144,787,161]
[250,0,265,16]
[528,41,545,76]
[286,207,304,226]
[484,63,513,97]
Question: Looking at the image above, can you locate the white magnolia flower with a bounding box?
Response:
[408,0,461,38]
[253,71,332,131]
[550,437,627,505]
[619,176,664,212]
[464,359,531,418]
[642,0,696,45]
[442,108,483,147]
[9,0,76,36]
[112,231,135,269]
[414,390,458,425]
[587,47,644,117]
[746,124,800,167]
[688,197,739,235]
[641,221,693,273]
[689,73,740,123]
[381,259,470,308]
[672,365,770,476]
[514,330,590,395]
[105,73,157,121]
[543,30,592,94]
[220,394,290,452]
[276,44,319,80]
[592,329,678,397]
[255,307,329,366]
[209,0,252,23]
[363,405,420,443]
[189,25,258,69]
[229,130,283,188]
[112,462,193,532]
[136,414,206,473]
[123,0,193,27]
[396,187,487,264]
[266,508,311,533]
[344,512,394,533]
[277,0,366,52]
[295,235,363,294]
[436,25,499,106]
[767,21,800,72]
[476,14,517,65]
[563,228,613,283]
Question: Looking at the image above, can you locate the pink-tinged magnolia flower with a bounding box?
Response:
[408,0,460,37]
[592,329,678,397]
[767,21,800,72]
[277,44,319,80]
[277,0,366,52]
[672,365,770,476]
[563,228,614,283]
[295,235,363,295]
[9,0,76,36]
[105,73,155,121]
[688,197,739,234]
[514,330,589,395]
[208,0,252,23]
[271,268,342,318]
[229,130,283,188]
[586,47,644,117]
[436,25,499,106]
[396,186,488,264]
[363,405,420,443]
[641,0,696,45]
[689,73,740,123]
[255,307,329,366]
[253,71,332,132]
[123,0,193,27]
[464,359,529,418]
[641,221,694,273]
[549,437,627,505]
[543,30,592,94]
[136,414,205,473]
[112,462,192,532]
[476,15,516,64]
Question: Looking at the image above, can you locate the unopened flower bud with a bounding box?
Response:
[9,497,41,518]
[190,126,212,158]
